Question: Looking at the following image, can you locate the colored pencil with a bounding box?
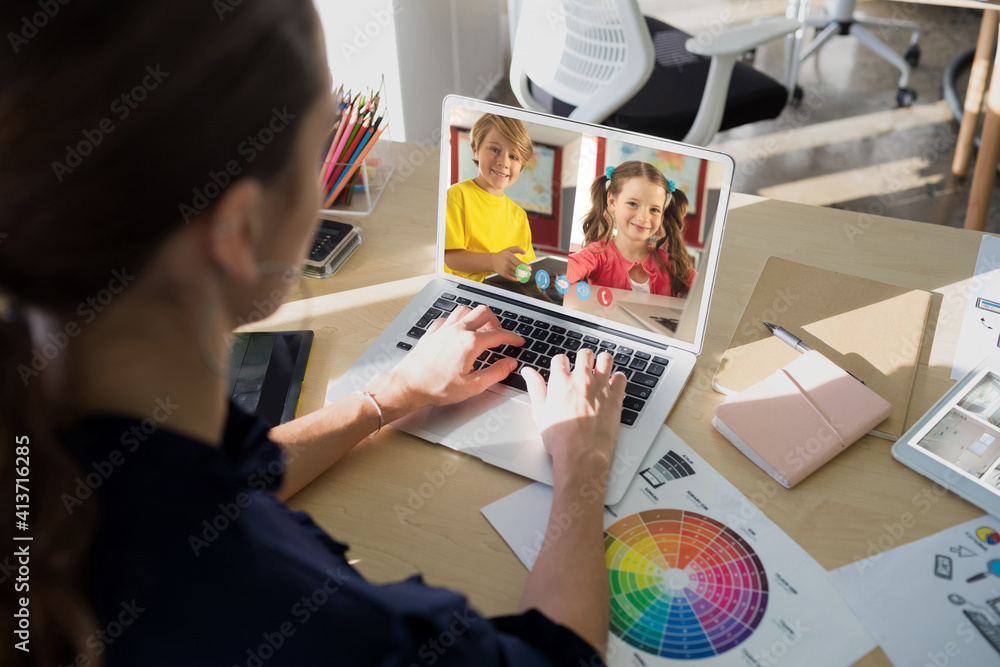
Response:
[322,95,351,183]
[319,77,387,209]
[324,106,360,186]
[330,126,373,193]
[339,111,365,157]
[320,104,350,185]
[324,124,386,207]
[327,117,370,188]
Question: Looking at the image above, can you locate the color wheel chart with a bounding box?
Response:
[605,509,768,660]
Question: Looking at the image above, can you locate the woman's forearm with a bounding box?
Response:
[268,304,522,501]
[518,455,611,657]
[268,372,419,500]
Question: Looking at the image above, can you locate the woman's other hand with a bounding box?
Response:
[369,305,525,418]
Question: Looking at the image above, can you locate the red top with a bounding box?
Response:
[567,239,694,297]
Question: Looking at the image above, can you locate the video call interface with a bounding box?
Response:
[441,105,725,346]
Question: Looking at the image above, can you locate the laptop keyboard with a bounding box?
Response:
[396,292,668,426]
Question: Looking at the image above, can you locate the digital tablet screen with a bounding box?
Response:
[895,360,1000,516]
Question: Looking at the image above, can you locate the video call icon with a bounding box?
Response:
[515,264,531,283]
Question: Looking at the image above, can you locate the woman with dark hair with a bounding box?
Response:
[0,1,625,665]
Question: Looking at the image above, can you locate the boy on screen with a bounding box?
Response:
[444,113,536,282]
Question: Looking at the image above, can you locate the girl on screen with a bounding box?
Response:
[568,161,694,297]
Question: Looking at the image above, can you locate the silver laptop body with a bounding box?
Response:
[326,95,734,504]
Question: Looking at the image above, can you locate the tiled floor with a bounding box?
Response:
[502,1,993,232]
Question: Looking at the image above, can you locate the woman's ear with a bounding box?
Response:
[203,178,264,285]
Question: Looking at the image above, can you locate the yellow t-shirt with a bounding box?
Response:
[444,179,536,282]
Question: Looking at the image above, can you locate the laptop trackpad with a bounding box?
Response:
[418,391,540,462]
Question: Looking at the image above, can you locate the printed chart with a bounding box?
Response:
[481,427,875,666]
[953,235,1000,379]
[831,516,1000,666]
[639,449,695,488]
[606,510,767,659]
[977,526,1000,545]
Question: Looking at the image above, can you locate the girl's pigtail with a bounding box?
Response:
[652,188,694,296]
[580,175,615,248]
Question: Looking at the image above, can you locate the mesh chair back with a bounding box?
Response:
[511,0,653,121]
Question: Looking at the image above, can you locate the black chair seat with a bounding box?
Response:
[528,16,788,141]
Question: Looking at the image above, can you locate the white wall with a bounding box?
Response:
[315,1,405,140]
[316,0,505,144]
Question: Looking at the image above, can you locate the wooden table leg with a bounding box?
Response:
[965,12,1000,232]
[954,10,998,179]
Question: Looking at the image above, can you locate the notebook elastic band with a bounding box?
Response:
[780,368,846,448]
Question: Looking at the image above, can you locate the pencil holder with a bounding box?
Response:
[318,123,394,216]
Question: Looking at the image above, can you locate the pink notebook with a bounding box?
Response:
[712,351,892,488]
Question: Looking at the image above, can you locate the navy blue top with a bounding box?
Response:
[61,401,603,666]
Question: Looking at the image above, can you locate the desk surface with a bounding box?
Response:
[253,141,988,666]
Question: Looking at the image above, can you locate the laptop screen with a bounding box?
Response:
[436,95,733,355]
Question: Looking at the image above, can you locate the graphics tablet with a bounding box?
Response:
[892,357,1000,518]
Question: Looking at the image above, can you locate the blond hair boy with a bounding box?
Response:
[444,114,536,282]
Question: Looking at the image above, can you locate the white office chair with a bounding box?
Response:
[509,0,801,147]
[790,0,920,107]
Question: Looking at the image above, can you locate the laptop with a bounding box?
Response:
[325,95,734,503]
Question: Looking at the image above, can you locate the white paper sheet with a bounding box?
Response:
[829,515,1000,666]
[482,426,875,666]
[952,235,1000,380]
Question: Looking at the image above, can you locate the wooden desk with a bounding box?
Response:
[250,184,989,664]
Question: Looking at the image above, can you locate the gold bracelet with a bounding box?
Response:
[355,390,384,439]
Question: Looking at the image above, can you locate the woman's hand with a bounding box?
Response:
[519,348,625,654]
[522,348,626,480]
[366,305,524,419]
